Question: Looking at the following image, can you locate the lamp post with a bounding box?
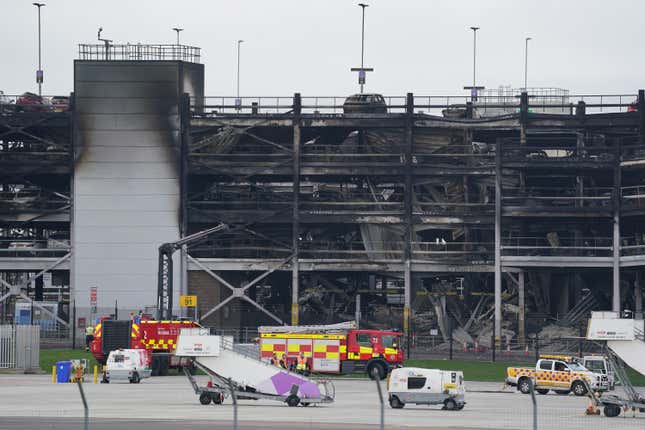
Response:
[358,3,368,93]
[351,4,374,93]
[236,40,244,110]
[463,27,484,102]
[172,27,183,45]
[33,2,45,96]
[524,37,532,91]
[470,27,479,88]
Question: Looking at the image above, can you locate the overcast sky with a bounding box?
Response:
[1,0,643,97]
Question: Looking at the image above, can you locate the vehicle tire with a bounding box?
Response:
[131,372,140,384]
[536,389,549,395]
[603,404,621,418]
[301,402,310,407]
[151,355,160,377]
[367,362,386,380]
[518,377,532,395]
[571,381,587,397]
[554,390,570,395]
[158,358,169,377]
[456,404,465,410]
[286,395,300,407]
[389,396,404,409]
[444,398,457,411]
[199,393,212,405]
[212,393,223,405]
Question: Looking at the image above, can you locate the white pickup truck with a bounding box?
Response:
[506,355,609,396]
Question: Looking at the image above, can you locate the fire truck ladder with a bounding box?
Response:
[258,321,357,334]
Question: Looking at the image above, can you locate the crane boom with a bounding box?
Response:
[157,223,228,319]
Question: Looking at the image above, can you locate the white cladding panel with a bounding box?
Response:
[73,61,184,314]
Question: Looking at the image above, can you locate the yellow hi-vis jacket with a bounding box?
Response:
[85,326,94,336]
[296,356,306,371]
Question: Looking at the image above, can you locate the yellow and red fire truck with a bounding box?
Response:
[89,318,196,376]
[259,321,404,379]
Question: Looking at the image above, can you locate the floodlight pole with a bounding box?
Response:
[33,3,45,96]
[173,27,183,45]
[524,37,532,91]
[359,3,368,93]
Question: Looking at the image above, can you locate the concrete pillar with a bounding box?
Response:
[494,139,502,340]
[636,271,643,320]
[518,271,525,344]
[612,141,621,312]
[291,93,301,325]
[403,93,414,335]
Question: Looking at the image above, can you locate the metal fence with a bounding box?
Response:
[0,324,39,369]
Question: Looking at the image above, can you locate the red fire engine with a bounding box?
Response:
[89,318,196,376]
[259,322,404,379]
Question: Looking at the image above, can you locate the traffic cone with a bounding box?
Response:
[524,344,529,356]
[474,339,479,353]
[505,341,511,355]
[463,341,467,352]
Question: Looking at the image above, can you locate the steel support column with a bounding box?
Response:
[612,140,621,312]
[635,271,643,320]
[291,93,301,325]
[518,271,525,345]
[494,138,502,340]
[403,93,414,335]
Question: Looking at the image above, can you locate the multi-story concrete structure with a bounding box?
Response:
[1,45,643,345]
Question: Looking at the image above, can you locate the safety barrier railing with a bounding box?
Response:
[0,238,70,258]
[501,236,613,257]
[191,93,638,116]
[502,187,613,209]
[621,186,645,209]
[78,44,201,63]
[413,202,495,215]
[501,145,616,163]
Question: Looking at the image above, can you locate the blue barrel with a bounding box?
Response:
[56,361,72,383]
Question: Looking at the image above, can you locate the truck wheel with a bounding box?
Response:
[158,358,169,376]
[367,362,386,380]
[554,390,570,395]
[131,372,140,384]
[389,396,404,409]
[151,356,160,377]
[443,399,457,411]
[572,381,587,397]
[212,393,223,405]
[199,393,212,405]
[604,404,621,417]
[286,395,300,407]
[518,378,532,394]
[536,389,549,395]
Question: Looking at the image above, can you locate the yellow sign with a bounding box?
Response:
[179,295,197,307]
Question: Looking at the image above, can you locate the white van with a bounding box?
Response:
[104,349,152,384]
[388,367,465,410]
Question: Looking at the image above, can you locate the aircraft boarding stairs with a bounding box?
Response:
[175,329,335,407]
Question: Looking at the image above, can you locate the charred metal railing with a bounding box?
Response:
[78,44,201,63]
[191,93,639,115]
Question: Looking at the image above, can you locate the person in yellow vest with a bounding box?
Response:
[296,352,307,374]
[270,353,279,366]
[85,324,95,351]
[279,353,288,370]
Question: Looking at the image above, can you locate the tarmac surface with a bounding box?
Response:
[0,374,643,430]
